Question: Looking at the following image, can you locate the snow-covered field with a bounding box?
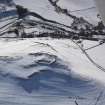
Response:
[0,38,105,105]
[13,0,99,25]
[0,0,105,105]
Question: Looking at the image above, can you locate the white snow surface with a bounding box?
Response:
[0,38,105,105]
[0,0,105,105]
[13,0,99,25]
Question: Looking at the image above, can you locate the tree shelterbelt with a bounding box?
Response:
[0,3,105,42]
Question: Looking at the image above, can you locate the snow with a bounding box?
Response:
[57,0,95,10]
[0,0,105,105]
[13,0,73,26]
[0,38,105,105]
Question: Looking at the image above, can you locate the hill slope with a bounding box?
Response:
[0,0,105,105]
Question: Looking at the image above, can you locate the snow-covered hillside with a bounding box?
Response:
[14,0,99,25]
[0,38,105,105]
[0,0,105,105]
